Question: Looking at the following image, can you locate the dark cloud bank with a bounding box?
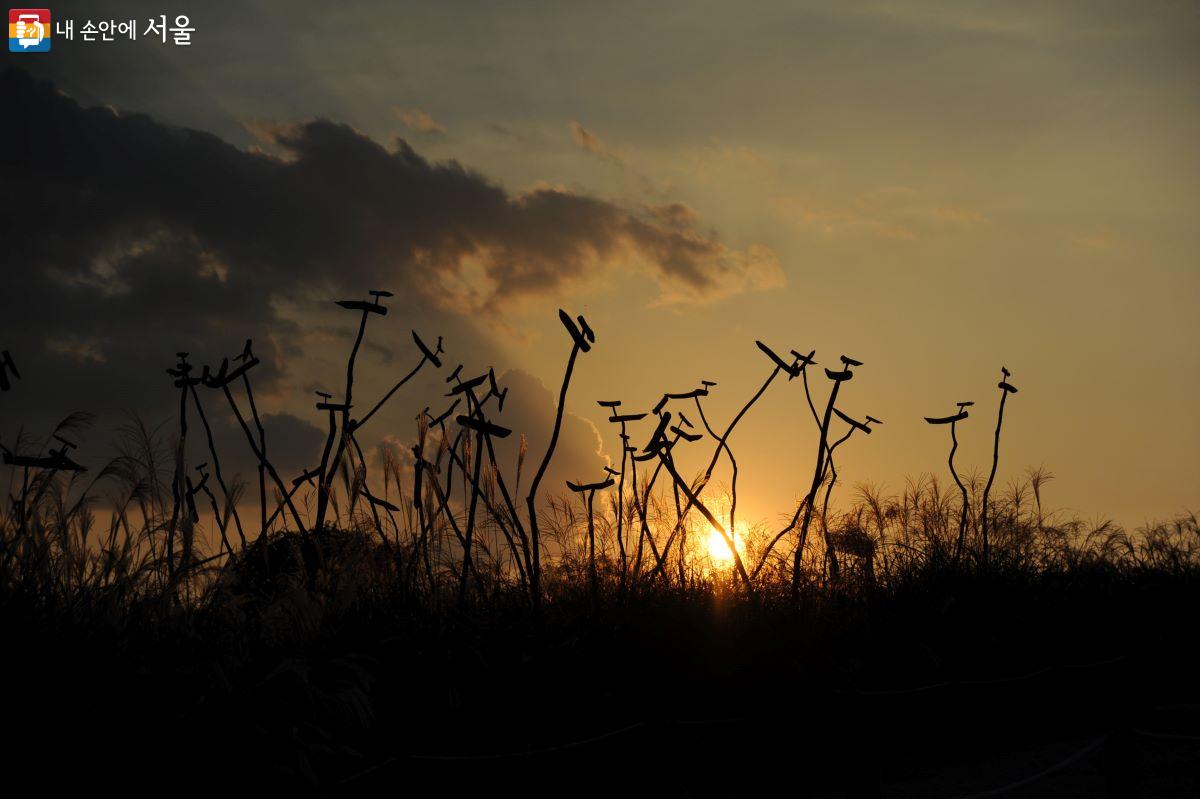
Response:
[0,68,776,493]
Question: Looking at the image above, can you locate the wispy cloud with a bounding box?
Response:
[775,188,986,242]
[489,122,529,143]
[394,106,446,134]
[1068,230,1120,251]
[568,120,624,165]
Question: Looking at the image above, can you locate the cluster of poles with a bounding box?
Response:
[1,292,1018,604]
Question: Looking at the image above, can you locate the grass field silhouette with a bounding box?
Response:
[1,297,1197,795]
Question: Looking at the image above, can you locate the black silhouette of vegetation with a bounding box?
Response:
[926,400,974,562]
[1,305,1197,795]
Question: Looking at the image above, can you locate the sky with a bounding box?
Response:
[3,0,1198,530]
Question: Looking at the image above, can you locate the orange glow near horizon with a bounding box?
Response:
[703,520,746,570]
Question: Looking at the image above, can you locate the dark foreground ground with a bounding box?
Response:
[2,562,1198,797]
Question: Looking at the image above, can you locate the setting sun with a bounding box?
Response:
[705,523,744,568]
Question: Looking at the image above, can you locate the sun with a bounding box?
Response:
[705,524,741,568]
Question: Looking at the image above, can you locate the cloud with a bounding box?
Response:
[685,141,771,182]
[931,205,986,225]
[0,69,778,487]
[393,106,446,134]
[774,188,986,242]
[1068,230,1120,251]
[568,120,623,165]
[864,3,1053,40]
[465,194,785,312]
[5,71,776,317]
[488,123,528,144]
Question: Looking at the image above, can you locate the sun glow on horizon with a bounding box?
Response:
[704,522,746,569]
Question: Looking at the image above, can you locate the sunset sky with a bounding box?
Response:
[4,0,1197,529]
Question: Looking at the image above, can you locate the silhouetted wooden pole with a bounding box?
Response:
[631,430,680,580]
[587,486,597,599]
[410,418,435,593]
[981,367,1017,569]
[623,439,638,589]
[692,383,739,562]
[526,344,577,609]
[450,369,488,603]
[614,420,627,576]
[479,423,532,590]
[165,352,196,587]
[240,363,269,538]
[191,467,228,554]
[925,402,973,563]
[630,451,668,583]
[793,356,859,598]
[458,427,484,604]
[815,409,877,584]
[447,370,525,597]
[526,310,594,610]
[567,475,613,602]
[950,400,969,556]
[316,290,392,533]
[598,402,646,590]
[818,428,853,583]
[186,379,246,549]
[313,392,339,533]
